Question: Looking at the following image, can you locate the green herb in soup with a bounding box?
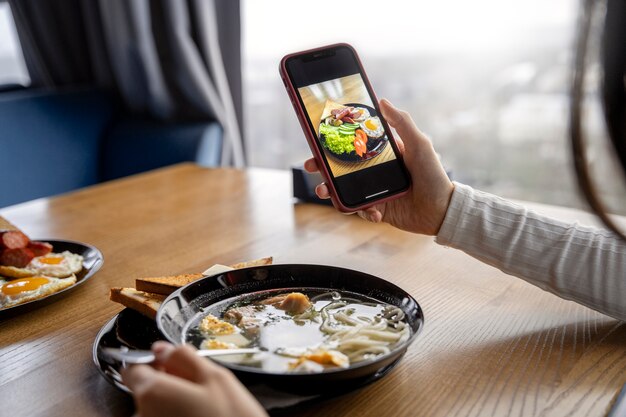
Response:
[188,290,410,374]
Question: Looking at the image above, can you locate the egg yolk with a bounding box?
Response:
[2,277,49,295]
[365,119,378,130]
[39,257,63,265]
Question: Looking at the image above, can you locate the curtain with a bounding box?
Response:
[9,0,245,167]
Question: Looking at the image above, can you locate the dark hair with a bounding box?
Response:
[570,0,626,239]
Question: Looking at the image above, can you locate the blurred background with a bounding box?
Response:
[1,0,624,213]
[241,0,626,214]
[0,3,27,86]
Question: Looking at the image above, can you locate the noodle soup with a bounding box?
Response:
[185,288,410,373]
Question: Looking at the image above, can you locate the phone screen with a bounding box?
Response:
[284,45,410,208]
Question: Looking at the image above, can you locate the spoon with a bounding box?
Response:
[101,346,263,365]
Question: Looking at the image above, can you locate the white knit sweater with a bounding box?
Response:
[436,182,626,321]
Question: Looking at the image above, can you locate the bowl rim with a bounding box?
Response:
[155,263,425,377]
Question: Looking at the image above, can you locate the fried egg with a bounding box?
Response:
[26,251,83,278]
[0,275,77,309]
[0,251,83,279]
[352,107,370,122]
[360,116,385,138]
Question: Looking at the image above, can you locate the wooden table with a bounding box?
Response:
[1,164,625,417]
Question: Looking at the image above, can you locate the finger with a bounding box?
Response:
[315,183,330,199]
[303,158,319,173]
[151,341,175,369]
[122,364,156,394]
[367,208,383,223]
[152,341,174,356]
[156,344,221,384]
[379,99,424,147]
[394,135,405,154]
[122,365,208,417]
[356,207,382,223]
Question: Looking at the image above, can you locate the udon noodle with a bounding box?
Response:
[186,289,410,373]
[305,291,409,363]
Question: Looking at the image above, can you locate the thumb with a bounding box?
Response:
[379,99,425,150]
[122,364,212,417]
[121,363,159,394]
[155,344,221,384]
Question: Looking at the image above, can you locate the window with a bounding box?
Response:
[0,2,30,86]
[243,0,625,213]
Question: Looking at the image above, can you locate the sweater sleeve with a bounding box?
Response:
[436,182,626,321]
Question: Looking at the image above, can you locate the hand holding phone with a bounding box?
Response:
[304,97,455,236]
[280,43,411,212]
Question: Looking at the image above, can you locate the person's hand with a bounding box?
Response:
[305,99,454,236]
[122,342,268,417]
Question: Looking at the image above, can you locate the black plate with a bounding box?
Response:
[93,308,162,394]
[319,103,389,163]
[0,239,104,317]
[92,307,405,411]
[157,264,424,395]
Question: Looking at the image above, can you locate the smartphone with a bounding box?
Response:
[280,43,411,212]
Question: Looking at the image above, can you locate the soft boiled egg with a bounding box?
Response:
[199,314,236,335]
[288,348,350,371]
[0,275,77,309]
[26,251,83,278]
[360,116,385,139]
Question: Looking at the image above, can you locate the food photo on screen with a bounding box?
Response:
[298,73,397,178]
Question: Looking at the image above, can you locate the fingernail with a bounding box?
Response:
[152,341,175,361]
[380,98,395,109]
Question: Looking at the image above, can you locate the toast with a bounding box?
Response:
[109,287,166,320]
[111,257,273,319]
[135,257,273,296]
[228,256,273,270]
[135,273,204,296]
[0,216,19,232]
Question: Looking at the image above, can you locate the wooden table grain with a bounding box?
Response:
[1,163,625,417]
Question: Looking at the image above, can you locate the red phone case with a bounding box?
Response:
[279,43,410,213]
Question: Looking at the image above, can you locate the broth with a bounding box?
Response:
[184,288,410,374]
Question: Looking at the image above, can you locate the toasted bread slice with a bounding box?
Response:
[229,256,273,270]
[135,273,204,296]
[0,216,20,232]
[109,287,166,320]
[135,257,273,296]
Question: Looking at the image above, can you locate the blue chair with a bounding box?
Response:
[0,88,222,208]
[101,118,222,181]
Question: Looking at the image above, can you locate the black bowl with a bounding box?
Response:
[92,308,406,410]
[156,264,424,395]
